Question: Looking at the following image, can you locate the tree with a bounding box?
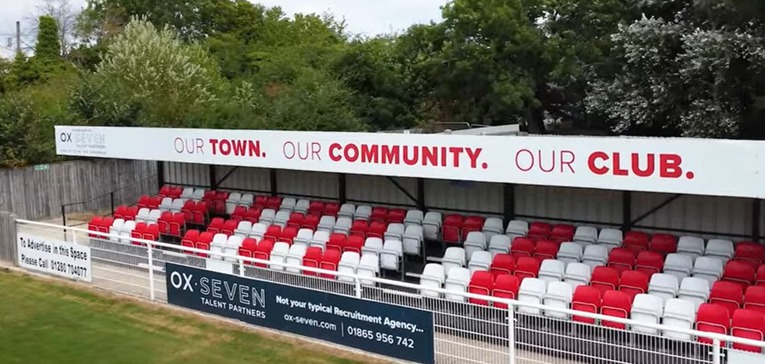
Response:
[35,16,62,61]
[30,0,81,57]
[79,0,205,42]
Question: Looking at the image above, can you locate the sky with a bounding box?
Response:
[0,0,446,58]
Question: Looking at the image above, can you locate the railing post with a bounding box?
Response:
[147,243,155,301]
[61,204,67,241]
[712,339,721,364]
[508,303,516,364]
[239,260,245,277]
[110,191,115,216]
[355,277,362,299]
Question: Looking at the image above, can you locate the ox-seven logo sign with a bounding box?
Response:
[165,263,435,364]
[54,125,765,198]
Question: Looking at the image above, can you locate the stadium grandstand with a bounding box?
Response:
[12,124,765,364]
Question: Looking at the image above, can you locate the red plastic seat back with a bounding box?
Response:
[490,254,515,279]
[279,227,298,244]
[710,281,744,316]
[635,251,664,277]
[328,233,347,252]
[731,309,765,352]
[253,240,274,267]
[534,240,559,262]
[623,231,649,253]
[551,224,575,242]
[723,260,756,287]
[696,303,731,344]
[492,275,519,308]
[735,242,765,265]
[514,257,540,282]
[367,221,387,238]
[608,248,636,274]
[303,247,324,275]
[221,219,238,236]
[601,290,632,329]
[345,236,364,253]
[528,222,552,239]
[387,209,406,224]
[619,270,649,300]
[572,286,602,324]
[511,237,535,259]
[370,207,388,222]
[468,271,495,306]
[320,249,342,278]
[744,286,765,316]
[591,266,620,293]
[757,264,765,286]
[650,233,678,255]
[302,214,319,230]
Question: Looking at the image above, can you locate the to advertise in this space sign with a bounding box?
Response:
[53,125,765,198]
[17,233,92,282]
[165,263,435,364]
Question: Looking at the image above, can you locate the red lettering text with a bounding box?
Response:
[587,152,693,179]
[210,139,262,158]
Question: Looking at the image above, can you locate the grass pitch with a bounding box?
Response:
[0,270,373,364]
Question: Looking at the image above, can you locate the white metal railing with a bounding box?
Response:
[14,219,765,364]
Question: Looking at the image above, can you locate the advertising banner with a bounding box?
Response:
[165,263,435,364]
[17,233,92,282]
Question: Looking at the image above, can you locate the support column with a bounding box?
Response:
[157,161,165,188]
[503,184,515,223]
[209,165,217,190]
[416,178,426,211]
[338,174,347,204]
[269,169,278,196]
[622,191,632,232]
[752,199,761,242]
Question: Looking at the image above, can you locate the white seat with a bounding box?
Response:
[648,273,679,304]
[135,208,150,224]
[380,240,403,272]
[147,209,162,225]
[444,267,471,302]
[664,253,694,281]
[310,230,330,250]
[225,192,242,214]
[557,242,584,265]
[704,239,734,263]
[518,278,547,315]
[662,298,696,341]
[630,293,664,335]
[338,203,356,219]
[581,245,608,268]
[403,225,423,256]
[273,210,291,228]
[357,253,380,286]
[573,226,598,246]
[109,219,125,241]
[564,262,592,288]
[488,235,512,257]
[223,235,244,262]
[212,233,228,246]
[259,209,276,225]
[544,281,574,319]
[119,220,136,243]
[678,277,710,310]
[464,231,488,259]
[333,217,352,235]
[442,247,466,275]
[420,263,445,298]
[597,228,623,249]
[691,256,723,286]
[248,223,268,240]
[318,215,337,233]
[361,237,384,256]
[506,220,529,236]
[404,210,424,226]
[285,244,308,274]
[338,252,360,282]
[468,251,492,275]
[180,187,194,199]
[384,223,405,242]
[355,205,372,221]
[170,198,186,213]
[422,212,442,240]
[239,193,254,207]
[269,242,290,270]
[159,197,174,212]
[280,197,297,212]
[294,199,310,214]
[234,221,253,238]
[482,217,504,237]
[293,228,314,247]
[677,236,705,258]
[209,244,224,260]
[191,188,205,201]
[539,259,565,285]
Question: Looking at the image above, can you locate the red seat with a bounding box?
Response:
[148,196,162,210]
[635,251,664,277]
[230,206,247,221]
[144,224,160,241]
[387,209,406,224]
[696,303,731,344]
[287,212,304,229]
[88,216,103,238]
[350,220,368,237]
[192,201,209,225]
[324,202,340,217]
[99,217,114,236]
[130,222,147,244]
[731,309,765,352]
[137,195,151,209]
[462,216,485,240]
[492,275,519,308]
[345,235,364,253]
[266,196,282,210]
[572,286,602,324]
[181,200,196,223]
[279,227,298,244]
[168,213,185,237]
[238,238,258,263]
[254,195,268,209]
[650,233,677,256]
[181,229,200,252]
[308,201,324,215]
[253,240,274,267]
[264,225,282,242]
[207,217,225,234]
[619,270,649,301]
[195,232,213,258]
[608,248,636,274]
[114,205,129,220]
[510,237,535,259]
[302,214,320,230]
[442,214,464,244]
[722,260,756,287]
[328,233,347,252]
[528,222,552,240]
[490,254,515,279]
[367,221,387,239]
[468,271,495,306]
[601,290,632,329]
[744,286,765,315]
[534,240,558,263]
[220,219,238,236]
[590,266,620,293]
[244,207,261,223]
[758,264,765,286]
[710,281,744,316]
[302,247,324,276]
[551,224,575,243]
[158,211,173,235]
[211,192,228,215]
[623,231,649,253]
[735,242,765,266]
[514,257,540,282]
[320,249,342,279]
[370,207,388,222]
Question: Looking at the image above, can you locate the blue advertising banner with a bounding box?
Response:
[165,263,435,364]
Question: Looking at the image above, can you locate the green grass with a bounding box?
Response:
[0,270,373,364]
